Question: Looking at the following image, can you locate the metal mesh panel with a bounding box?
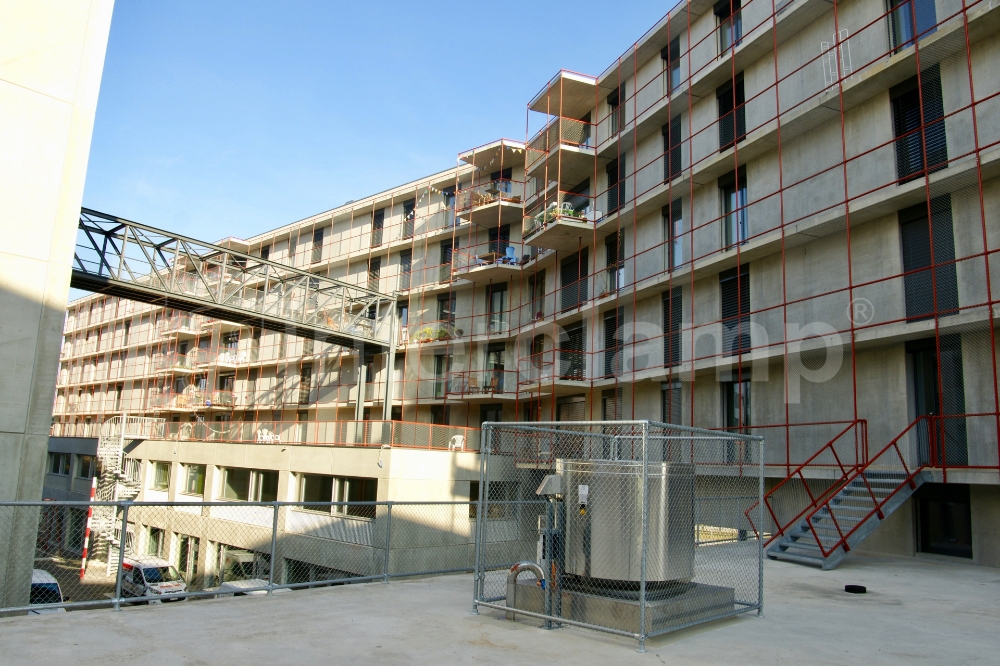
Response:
[472,420,763,650]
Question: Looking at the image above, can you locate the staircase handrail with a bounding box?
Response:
[803,416,926,559]
[745,419,867,542]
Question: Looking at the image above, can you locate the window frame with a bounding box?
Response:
[183,464,206,496]
[151,461,171,491]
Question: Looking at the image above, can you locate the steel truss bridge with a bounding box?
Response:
[72,208,397,352]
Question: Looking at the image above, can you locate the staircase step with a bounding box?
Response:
[768,550,825,567]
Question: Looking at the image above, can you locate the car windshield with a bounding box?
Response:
[30,583,61,605]
[142,566,181,583]
[227,561,257,581]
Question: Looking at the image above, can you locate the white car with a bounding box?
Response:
[121,556,187,602]
[29,569,66,614]
[212,549,290,596]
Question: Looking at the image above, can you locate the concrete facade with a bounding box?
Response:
[1,0,115,609]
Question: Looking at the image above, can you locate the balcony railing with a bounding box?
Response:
[455,180,524,212]
[192,348,249,366]
[154,351,196,372]
[147,389,235,410]
[446,369,517,396]
[522,194,599,241]
[526,117,595,169]
[158,314,208,336]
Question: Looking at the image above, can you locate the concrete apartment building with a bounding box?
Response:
[45,0,1000,583]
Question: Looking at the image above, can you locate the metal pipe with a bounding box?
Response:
[505,561,546,621]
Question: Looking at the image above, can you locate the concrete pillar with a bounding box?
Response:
[0,0,115,610]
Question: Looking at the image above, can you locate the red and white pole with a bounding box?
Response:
[79,476,97,580]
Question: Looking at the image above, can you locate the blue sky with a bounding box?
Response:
[83,1,667,242]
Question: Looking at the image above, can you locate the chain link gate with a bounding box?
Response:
[472,421,764,651]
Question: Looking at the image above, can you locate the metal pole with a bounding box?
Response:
[268,501,279,595]
[637,421,649,653]
[113,502,129,611]
[382,303,398,421]
[354,342,366,424]
[382,502,392,583]
[471,423,490,614]
[757,437,765,617]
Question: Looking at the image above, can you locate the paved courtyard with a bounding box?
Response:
[2,553,998,664]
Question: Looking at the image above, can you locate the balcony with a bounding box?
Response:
[154,351,197,374]
[451,246,523,285]
[525,117,596,187]
[522,194,600,252]
[148,389,235,411]
[446,369,517,401]
[455,180,524,228]
[158,313,207,337]
[193,348,249,368]
[518,349,588,394]
[406,322,462,346]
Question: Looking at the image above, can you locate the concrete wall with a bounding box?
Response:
[0,0,114,610]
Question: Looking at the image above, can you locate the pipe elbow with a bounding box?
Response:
[507,561,546,590]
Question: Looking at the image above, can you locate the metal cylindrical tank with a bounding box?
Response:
[558,460,694,584]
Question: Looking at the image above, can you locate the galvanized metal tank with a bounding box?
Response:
[558,460,695,584]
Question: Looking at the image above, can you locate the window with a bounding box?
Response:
[333,476,377,519]
[662,35,681,94]
[720,264,750,355]
[663,115,682,181]
[664,199,684,271]
[288,234,298,266]
[605,232,623,293]
[606,158,626,213]
[720,167,748,248]
[715,0,742,53]
[398,251,412,290]
[221,468,278,502]
[607,83,626,135]
[75,455,95,479]
[663,287,683,367]
[184,464,206,495]
[48,453,71,476]
[915,483,971,558]
[469,481,519,519]
[528,270,546,320]
[603,307,623,377]
[602,387,622,421]
[440,240,453,283]
[430,404,450,425]
[402,199,416,239]
[298,473,335,504]
[530,334,545,369]
[311,227,324,263]
[371,208,385,247]
[717,73,745,152]
[490,167,513,190]
[151,462,170,491]
[891,66,947,183]
[442,188,457,226]
[560,249,589,311]
[662,381,683,425]
[889,0,937,52]
[367,257,381,292]
[437,292,456,323]
[560,322,586,380]
[434,354,452,398]
[487,283,507,334]
[485,344,506,392]
[899,196,958,320]
[488,224,510,255]
[147,527,165,556]
[260,245,271,261]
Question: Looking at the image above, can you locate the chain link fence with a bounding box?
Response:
[472,421,764,651]
[2,499,478,615]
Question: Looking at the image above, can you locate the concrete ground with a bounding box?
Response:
[2,553,998,665]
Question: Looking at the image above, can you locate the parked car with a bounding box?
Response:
[121,556,186,602]
[213,548,289,596]
[29,569,66,614]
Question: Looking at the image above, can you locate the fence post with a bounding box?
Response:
[382,502,392,583]
[472,423,490,614]
[637,421,649,653]
[268,501,279,595]
[757,435,765,616]
[113,502,129,611]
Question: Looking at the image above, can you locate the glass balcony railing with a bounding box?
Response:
[455,180,524,212]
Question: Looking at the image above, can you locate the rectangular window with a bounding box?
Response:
[298,473,334,505]
[560,322,586,380]
[604,232,623,294]
[560,249,589,311]
[487,283,508,334]
[717,73,746,152]
[147,527,165,556]
[720,264,750,356]
[722,379,751,431]
[430,404,450,426]
[663,115,682,181]
[663,287,683,367]
[402,199,416,239]
[607,83,626,135]
[151,461,170,491]
[603,308,623,377]
[299,364,312,404]
[889,0,937,52]
[891,65,947,182]
[371,208,385,247]
[719,167,748,247]
[899,196,958,320]
[662,381,683,424]
[662,36,681,94]
[440,241,453,283]
[664,199,684,271]
[221,468,278,502]
[437,292,456,323]
[311,227,324,263]
[488,224,510,255]
[915,483,971,558]
[184,464,206,495]
[48,453,71,476]
[434,354,452,398]
[469,481,519,520]
[75,455,95,479]
[606,158,627,213]
[528,270,546,320]
[716,0,742,53]
[398,251,412,290]
[368,257,381,292]
[260,245,270,261]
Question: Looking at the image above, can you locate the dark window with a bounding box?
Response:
[662,36,681,94]
[607,83,626,135]
[899,196,958,320]
[371,209,385,247]
[889,0,937,52]
[367,257,381,292]
[717,73,746,152]
[398,251,411,290]
[299,474,334,503]
[440,241,453,282]
[485,344,506,392]
[430,404,450,425]
[488,224,510,255]
[664,199,684,271]
[560,323,585,380]
[606,158,627,213]
[720,264,750,355]
[486,283,507,334]
[260,245,270,261]
[299,364,312,404]
[915,483,971,558]
[489,167,513,183]
[605,232,623,293]
[662,382,683,424]
[311,228,324,263]
[663,115,683,181]
[335,476,377,519]
[434,354,451,398]
[891,65,947,183]
[528,270,546,320]
[715,0,742,52]
[722,379,751,431]
[530,334,545,368]
[602,388,622,421]
[720,167,748,247]
[663,287,682,367]
[437,292,456,323]
[603,307,623,377]
[560,249,589,311]
[402,199,416,239]
[907,336,967,466]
